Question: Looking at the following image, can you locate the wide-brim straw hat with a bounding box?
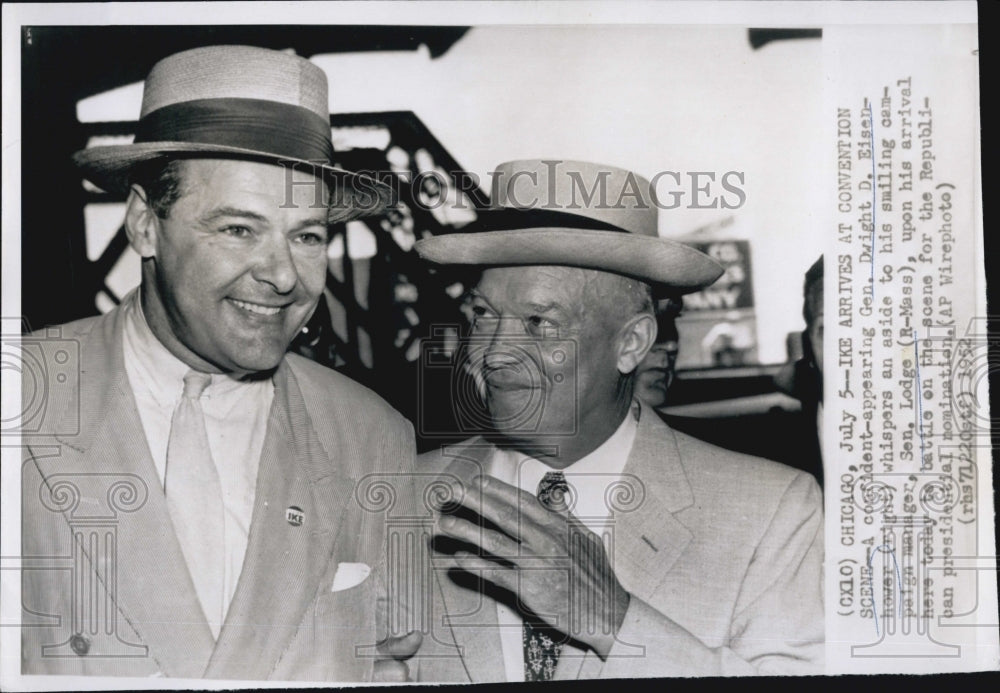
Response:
[73,45,393,219]
[414,160,723,293]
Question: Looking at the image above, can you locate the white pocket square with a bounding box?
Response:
[331,562,371,592]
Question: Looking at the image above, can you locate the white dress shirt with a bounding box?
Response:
[487,402,640,681]
[121,289,273,626]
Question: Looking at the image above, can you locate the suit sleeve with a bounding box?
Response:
[597,471,824,677]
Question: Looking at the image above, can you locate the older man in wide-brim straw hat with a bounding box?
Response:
[409,159,824,680]
[21,45,417,682]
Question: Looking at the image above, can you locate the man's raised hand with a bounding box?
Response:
[433,475,630,659]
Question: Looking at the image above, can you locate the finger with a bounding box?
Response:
[464,476,554,531]
[372,660,411,683]
[484,475,566,522]
[375,630,423,660]
[453,550,516,593]
[437,514,521,559]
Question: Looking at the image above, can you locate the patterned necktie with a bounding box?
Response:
[523,471,570,681]
[165,370,225,639]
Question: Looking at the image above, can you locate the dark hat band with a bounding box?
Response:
[471,207,630,233]
[134,97,335,163]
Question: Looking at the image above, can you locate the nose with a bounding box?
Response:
[252,234,299,294]
[482,317,536,369]
[495,316,530,337]
[481,315,528,348]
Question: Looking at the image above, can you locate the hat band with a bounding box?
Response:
[134,97,335,163]
[473,208,633,233]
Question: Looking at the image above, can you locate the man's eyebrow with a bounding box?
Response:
[199,208,330,231]
[467,292,568,318]
[291,216,332,231]
[468,289,498,312]
[200,207,269,224]
[521,301,570,317]
[523,301,561,312]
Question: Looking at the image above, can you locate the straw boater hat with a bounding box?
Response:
[414,160,723,293]
[73,45,393,218]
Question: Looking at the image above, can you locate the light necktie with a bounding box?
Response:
[523,470,570,681]
[165,370,225,639]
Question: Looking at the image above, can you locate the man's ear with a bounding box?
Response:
[124,185,159,258]
[617,312,657,375]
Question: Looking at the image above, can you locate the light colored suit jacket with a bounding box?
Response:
[412,406,824,679]
[20,304,416,680]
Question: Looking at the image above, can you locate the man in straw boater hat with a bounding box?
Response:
[407,160,824,679]
[21,45,419,680]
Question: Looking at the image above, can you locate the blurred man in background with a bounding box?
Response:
[772,255,824,484]
[635,296,683,408]
[802,256,824,407]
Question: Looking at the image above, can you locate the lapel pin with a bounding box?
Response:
[286,505,304,527]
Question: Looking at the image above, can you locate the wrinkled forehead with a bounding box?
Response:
[175,157,332,207]
[475,265,590,308]
[473,265,637,339]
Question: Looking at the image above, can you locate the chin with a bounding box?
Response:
[223,350,286,375]
[230,334,297,370]
[486,394,543,432]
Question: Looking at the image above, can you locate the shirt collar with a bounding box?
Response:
[492,401,641,507]
[122,288,264,409]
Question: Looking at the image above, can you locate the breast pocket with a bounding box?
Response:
[311,567,379,682]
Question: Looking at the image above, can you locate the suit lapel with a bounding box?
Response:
[430,443,507,684]
[205,360,352,679]
[610,406,695,611]
[566,406,697,679]
[433,420,698,682]
[434,408,694,683]
[41,304,216,677]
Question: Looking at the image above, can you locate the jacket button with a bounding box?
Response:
[70,633,90,656]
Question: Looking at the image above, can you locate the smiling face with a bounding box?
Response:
[468,265,650,464]
[126,158,332,376]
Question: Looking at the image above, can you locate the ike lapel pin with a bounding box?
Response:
[286,505,304,527]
